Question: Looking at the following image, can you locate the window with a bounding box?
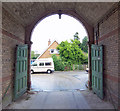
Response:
[45,62,51,66]
[32,63,37,66]
[50,49,59,54]
[55,49,59,54]
[39,63,44,66]
[50,49,54,54]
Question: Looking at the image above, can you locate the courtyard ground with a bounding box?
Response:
[31,71,88,91]
[5,71,114,109]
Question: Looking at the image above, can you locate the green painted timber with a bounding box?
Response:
[14,45,28,100]
[91,44,103,99]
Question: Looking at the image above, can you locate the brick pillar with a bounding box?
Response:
[88,42,92,90]
[0,2,2,110]
[25,25,33,90]
[116,4,119,109]
[27,41,32,90]
[87,27,94,90]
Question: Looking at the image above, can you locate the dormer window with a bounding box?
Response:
[50,49,54,53]
[50,49,59,54]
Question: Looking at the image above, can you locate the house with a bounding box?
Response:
[37,39,59,59]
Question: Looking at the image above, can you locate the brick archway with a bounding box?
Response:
[25,10,94,90]
[2,2,119,109]
[25,10,94,42]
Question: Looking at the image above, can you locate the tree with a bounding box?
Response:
[31,51,35,59]
[52,54,65,71]
[81,52,88,64]
[81,36,88,53]
[31,51,40,59]
[74,32,80,40]
[57,39,86,64]
[57,40,72,62]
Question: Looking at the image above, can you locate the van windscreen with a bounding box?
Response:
[32,63,37,66]
[45,62,51,66]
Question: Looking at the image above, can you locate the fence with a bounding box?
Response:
[73,64,88,71]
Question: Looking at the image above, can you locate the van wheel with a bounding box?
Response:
[47,70,51,74]
[31,70,34,74]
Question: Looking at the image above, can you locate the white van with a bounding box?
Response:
[31,58,54,74]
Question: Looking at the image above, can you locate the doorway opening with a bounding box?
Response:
[30,14,89,92]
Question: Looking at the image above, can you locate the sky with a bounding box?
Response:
[31,14,88,54]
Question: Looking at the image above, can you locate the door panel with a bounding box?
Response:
[14,45,28,100]
[91,44,103,99]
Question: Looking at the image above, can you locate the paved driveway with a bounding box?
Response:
[31,71,88,91]
[6,71,114,109]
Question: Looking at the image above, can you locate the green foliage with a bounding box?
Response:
[63,61,73,71]
[31,51,35,59]
[52,55,73,71]
[31,51,40,59]
[53,33,88,71]
[80,36,88,53]
[81,53,88,64]
[52,55,65,71]
[74,32,80,40]
[57,41,72,62]
[57,39,86,65]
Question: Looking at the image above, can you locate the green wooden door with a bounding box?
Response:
[91,44,103,99]
[14,45,28,100]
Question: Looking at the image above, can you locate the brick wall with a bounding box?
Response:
[2,7,25,108]
[38,41,59,59]
[0,2,2,110]
[94,9,119,108]
[118,4,120,110]
[1,2,119,109]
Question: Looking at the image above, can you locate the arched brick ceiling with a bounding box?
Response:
[2,2,116,27]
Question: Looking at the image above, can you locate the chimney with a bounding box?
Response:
[48,39,51,46]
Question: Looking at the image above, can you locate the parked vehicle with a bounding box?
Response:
[86,67,89,73]
[31,59,35,65]
[31,58,54,74]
